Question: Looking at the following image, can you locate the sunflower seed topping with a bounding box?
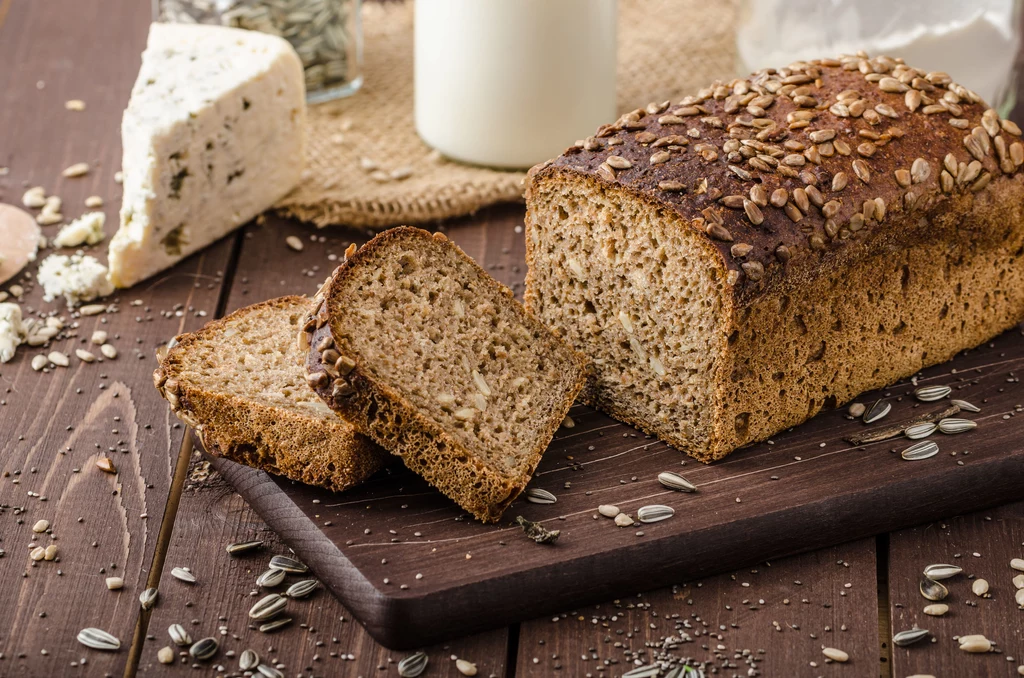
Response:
[168,623,192,647]
[398,651,429,677]
[914,385,951,402]
[920,577,949,601]
[249,594,287,621]
[286,579,319,599]
[863,399,891,424]
[637,505,675,523]
[525,488,557,504]
[189,637,218,661]
[269,555,308,573]
[893,627,931,646]
[658,471,697,493]
[257,568,286,588]
[923,563,962,580]
[77,628,121,651]
[938,418,977,434]
[902,440,939,461]
[170,566,196,583]
[904,422,936,440]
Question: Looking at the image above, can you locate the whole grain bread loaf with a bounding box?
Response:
[154,296,386,491]
[302,227,588,522]
[524,54,1024,462]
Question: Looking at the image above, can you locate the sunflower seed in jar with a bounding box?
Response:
[658,471,697,493]
[269,555,308,573]
[256,568,286,588]
[168,623,192,646]
[398,651,429,677]
[189,637,218,661]
[170,566,196,583]
[902,441,939,461]
[249,593,287,621]
[139,587,159,610]
[951,399,981,413]
[637,505,674,524]
[525,488,557,504]
[923,563,962,580]
[904,422,937,439]
[239,649,260,671]
[893,627,930,646]
[863,399,891,423]
[258,617,293,633]
[226,540,263,556]
[77,627,121,651]
[257,664,285,678]
[914,385,951,402]
[920,577,949,601]
[938,418,977,434]
[286,579,319,599]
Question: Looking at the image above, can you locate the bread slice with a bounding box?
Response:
[302,227,588,522]
[154,296,385,492]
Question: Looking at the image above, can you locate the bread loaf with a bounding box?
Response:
[524,54,1024,462]
[302,227,588,522]
[154,296,386,491]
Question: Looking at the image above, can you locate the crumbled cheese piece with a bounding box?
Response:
[0,302,25,363]
[37,254,114,307]
[53,212,106,248]
[108,23,306,289]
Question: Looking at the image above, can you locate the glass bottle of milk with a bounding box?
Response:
[736,0,1020,113]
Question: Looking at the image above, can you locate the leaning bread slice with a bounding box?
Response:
[154,296,385,492]
[303,227,588,522]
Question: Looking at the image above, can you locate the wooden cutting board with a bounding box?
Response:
[206,322,1024,650]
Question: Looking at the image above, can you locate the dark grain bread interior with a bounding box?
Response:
[525,54,1024,462]
[303,227,588,522]
[154,296,386,491]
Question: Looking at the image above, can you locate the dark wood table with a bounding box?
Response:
[1,2,1022,676]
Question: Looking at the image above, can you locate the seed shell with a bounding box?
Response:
[257,568,286,588]
[938,418,977,434]
[893,627,931,646]
[249,593,287,621]
[285,579,319,599]
[77,627,121,651]
[904,422,936,440]
[920,577,949,601]
[189,637,218,661]
[923,564,961,580]
[226,540,263,556]
[637,505,675,524]
[902,440,939,461]
[257,665,285,678]
[951,399,981,413]
[170,566,196,583]
[139,587,159,610]
[258,617,292,633]
[914,385,951,402]
[525,488,557,504]
[622,666,660,678]
[658,471,697,493]
[864,399,891,423]
[168,623,191,646]
[398,651,429,677]
[269,555,308,573]
[239,649,260,671]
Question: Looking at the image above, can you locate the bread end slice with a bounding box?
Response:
[155,296,386,492]
[303,227,589,522]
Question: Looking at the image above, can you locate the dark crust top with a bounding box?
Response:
[527,54,1024,306]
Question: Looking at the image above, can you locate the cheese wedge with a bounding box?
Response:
[109,23,306,288]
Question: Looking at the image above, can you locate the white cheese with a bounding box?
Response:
[37,254,114,308]
[0,302,25,363]
[108,23,307,289]
[53,211,106,248]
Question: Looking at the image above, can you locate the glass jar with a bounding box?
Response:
[736,0,1020,114]
[154,0,363,103]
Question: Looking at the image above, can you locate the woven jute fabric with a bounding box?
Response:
[277,0,738,229]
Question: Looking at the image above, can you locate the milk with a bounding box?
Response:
[415,0,618,169]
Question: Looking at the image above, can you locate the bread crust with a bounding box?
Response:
[154,296,386,492]
[304,226,588,522]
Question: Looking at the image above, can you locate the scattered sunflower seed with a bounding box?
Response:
[140,587,159,610]
[904,422,937,439]
[923,603,949,616]
[622,666,660,678]
[62,162,90,177]
[189,637,218,661]
[239,649,260,671]
[455,658,478,676]
[226,540,263,556]
[938,418,977,434]
[157,646,174,664]
[256,568,286,588]
[658,471,697,492]
[847,402,866,418]
[822,647,849,663]
[1012,558,1024,571]
[285,579,319,599]
[249,594,287,621]
[268,555,308,573]
[1012,573,1024,589]
[257,664,284,678]
[1015,588,1024,608]
[920,577,949,601]
[972,579,990,596]
[105,577,123,590]
[32,519,49,533]
[637,505,675,524]
[398,651,429,677]
[902,440,939,461]
[614,513,634,527]
[951,399,981,413]
[914,385,951,402]
[598,505,620,518]
[525,488,557,504]
[923,564,962,580]
[100,344,118,360]
[77,627,121,651]
[258,617,292,633]
[170,566,196,583]
[285,235,304,252]
[893,627,931,647]
[864,399,891,423]
[959,635,992,653]
[168,623,192,646]
[96,457,117,473]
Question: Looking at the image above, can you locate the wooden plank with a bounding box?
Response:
[135,216,510,675]
[514,539,879,677]
[0,1,238,676]
[887,502,1024,678]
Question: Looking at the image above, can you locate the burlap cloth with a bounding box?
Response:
[277,0,739,229]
